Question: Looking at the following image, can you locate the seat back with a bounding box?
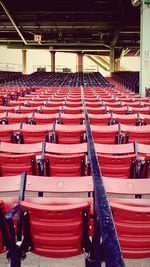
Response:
[21,123,53,143]
[44,153,86,176]
[21,201,90,258]
[6,112,32,124]
[32,113,58,124]
[55,124,86,144]
[59,113,84,125]
[112,113,139,125]
[91,124,119,144]
[121,124,150,144]
[0,141,42,154]
[0,123,20,143]
[98,154,136,178]
[88,113,111,125]
[0,153,37,176]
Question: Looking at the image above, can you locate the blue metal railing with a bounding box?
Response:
[81,87,125,267]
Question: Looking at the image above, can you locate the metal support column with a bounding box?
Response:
[110,46,115,76]
[51,51,56,72]
[77,52,83,72]
[22,49,27,75]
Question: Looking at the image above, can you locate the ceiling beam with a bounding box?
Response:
[6,44,110,52]
[0,0,27,45]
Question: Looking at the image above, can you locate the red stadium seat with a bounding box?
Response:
[44,142,88,176]
[104,102,122,108]
[4,112,33,124]
[107,106,129,115]
[139,113,150,125]
[85,101,102,108]
[18,106,39,114]
[103,177,150,259]
[95,143,137,178]
[88,113,111,125]
[63,106,83,114]
[5,174,94,264]
[120,124,150,144]
[91,124,119,144]
[40,106,61,114]
[65,101,82,108]
[59,113,84,125]
[0,106,15,113]
[86,106,106,114]
[131,107,150,115]
[29,113,58,124]
[0,153,37,176]
[45,142,87,154]
[28,100,46,107]
[112,113,140,125]
[0,123,20,143]
[20,123,53,143]
[46,100,64,108]
[0,174,22,256]
[44,153,86,176]
[55,124,86,144]
[0,141,43,154]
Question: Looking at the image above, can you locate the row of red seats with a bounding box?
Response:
[1,172,150,264]
[0,141,150,179]
[0,83,150,266]
[1,108,150,126]
[1,122,150,145]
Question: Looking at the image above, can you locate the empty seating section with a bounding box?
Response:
[0,71,112,87]
[1,75,150,266]
[112,71,139,93]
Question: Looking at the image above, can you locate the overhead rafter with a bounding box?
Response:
[0,0,27,45]
[0,0,140,55]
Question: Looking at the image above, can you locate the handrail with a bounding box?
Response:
[81,86,125,267]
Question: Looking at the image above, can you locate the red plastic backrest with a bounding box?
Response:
[0,142,42,154]
[91,124,118,133]
[95,142,135,154]
[55,124,86,132]
[45,142,87,154]
[0,175,21,192]
[103,177,150,195]
[20,200,91,257]
[25,175,93,193]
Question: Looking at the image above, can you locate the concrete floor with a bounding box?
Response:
[1,253,150,267]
